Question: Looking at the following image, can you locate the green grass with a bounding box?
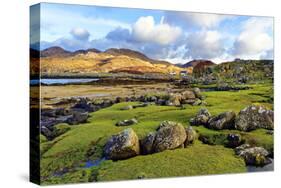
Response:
[92,141,246,181]
[40,83,273,184]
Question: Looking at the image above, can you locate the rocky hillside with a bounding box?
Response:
[34,47,190,76]
[193,59,273,83]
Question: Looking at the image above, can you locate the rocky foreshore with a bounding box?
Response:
[40,88,205,140]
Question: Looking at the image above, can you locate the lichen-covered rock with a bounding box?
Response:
[153,121,187,153]
[165,93,182,106]
[116,118,138,126]
[208,111,236,130]
[235,144,271,166]
[190,108,211,126]
[193,87,203,99]
[235,105,274,131]
[140,132,156,154]
[226,133,242,148]
[181,90,196,100]
[184,126,197,147]
[104,128,140,160]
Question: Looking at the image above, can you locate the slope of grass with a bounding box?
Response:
[40,83,273,184]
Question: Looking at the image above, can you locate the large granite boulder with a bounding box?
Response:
[208,111,236,130]
[153,121,187,153]
[116,118,138,126]
[235,144,271,166]
[190,108,211,126]
[235,105,274,131]
[104,128,140,160]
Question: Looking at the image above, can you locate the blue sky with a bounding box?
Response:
[30,3,274,64]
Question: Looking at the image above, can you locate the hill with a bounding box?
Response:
[37,47,189,76]
[180,60,215,68]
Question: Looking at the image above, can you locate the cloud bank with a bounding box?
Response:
[36,4,274,64]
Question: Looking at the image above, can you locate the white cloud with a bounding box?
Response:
[70,28,90,41]
[132,16,182,45]
[164,12,232,29]
[232,17,273,59]
[185,30,225,59]
[184,13,231,28]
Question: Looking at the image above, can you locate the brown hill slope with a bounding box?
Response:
[39,47,190,75]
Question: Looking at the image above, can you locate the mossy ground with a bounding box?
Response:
[40,83,273,185]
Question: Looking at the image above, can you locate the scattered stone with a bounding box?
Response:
[140,132,156,154]
[181,90,196,100]
[190,108,211,126]
[208,111,236,130]
[193,88,203,99]
[41,126,53,139]
[184,126,197,147]
[226,133,243,148]
[72,99,95,112]
[120,105,133,110]
[235,144,271,166]
[165,93,182,106]
[116,118,138,126]
[235,105,274,131]
[67,111,89,125]
[103,128,140,160]
[153,121,187,153]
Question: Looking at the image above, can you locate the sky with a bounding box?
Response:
[30,3,274,64]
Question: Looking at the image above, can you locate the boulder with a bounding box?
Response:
[190,108,211,126]
[153,121,187,152]
[235,144,271,166]
[184,126,197,147]
[235,105,274,131]
[193,87,203,99]
[208,111,236,130]
[165,93,182,106]
[140,132,156,154]
[226,133,243,148]
[72,99,95,112]
[67,111,89,125]
[120,105,133,110]
[116,118,138,126]
[181,90,196,100]
[41,126,53,139]
[104,128,140,160]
